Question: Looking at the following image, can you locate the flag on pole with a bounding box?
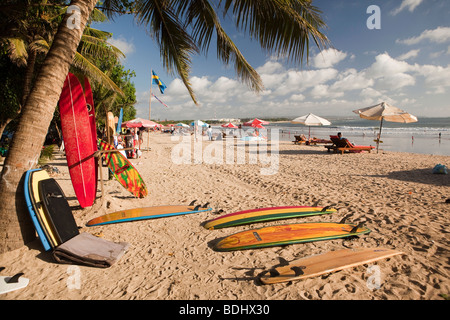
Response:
[152,93,169,108]
[152,70,167,94]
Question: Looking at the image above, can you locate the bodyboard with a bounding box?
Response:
[29,170,59,248]
[24,169,51,251]
[59,73,96,208]
[86,203,211,227]
[39,177,79,243]
[99,140,147,198]
[214,222,371,251]
[204,206,337,230]
[260,248,404,284]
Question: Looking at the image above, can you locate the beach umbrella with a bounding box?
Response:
[243,118,269,127]
[221,122,238,128]
[190,120,208,127]
[291,113,331,140]
[122,118,160,128]
[353,102,418,153]
[176,123,189,128]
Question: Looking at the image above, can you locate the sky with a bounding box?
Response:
[94,0,450,121]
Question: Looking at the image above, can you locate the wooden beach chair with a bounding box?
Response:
[307,137,332,146]
[337,139,375,154]
[325,136,374,154]
[292,135,307,145]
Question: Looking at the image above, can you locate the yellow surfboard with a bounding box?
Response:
[214,222,370,251]
[29,170,59,247]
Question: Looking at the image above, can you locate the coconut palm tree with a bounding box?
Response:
[0,3,125,138]
[0,0,328,253]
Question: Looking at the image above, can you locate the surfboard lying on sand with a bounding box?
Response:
[0,269,29,295]
[99,140,148,198]
[204,206,337,230]
[86,201,212,227]
[59,73,97,208]
[260,248,404,284]
[214,222,371,251]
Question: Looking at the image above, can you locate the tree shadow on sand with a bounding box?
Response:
[370,168,449,187]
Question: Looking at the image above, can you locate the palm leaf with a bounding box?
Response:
[72,52,125,97]
[133,0,199,104]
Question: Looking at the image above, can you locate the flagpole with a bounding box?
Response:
[147,69,153,152]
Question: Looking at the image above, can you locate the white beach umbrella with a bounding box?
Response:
[353,102,418,153]
[291,113,331,139]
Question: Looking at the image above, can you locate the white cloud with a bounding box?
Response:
[397,27,450,45]
[331,68,374,91]
[367,53,413,78]
[391,0,423,15]
[108,36,135,56]
[397,49,420,61]
[313,48,347,69]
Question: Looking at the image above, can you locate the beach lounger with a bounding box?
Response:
[325,136,374,154]
[307,137,332,145]
[292,135,307,145]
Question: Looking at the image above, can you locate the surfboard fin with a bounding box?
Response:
[291,266,306,277]
[350,222,365,233]
[193,205,201,211]
[269,269,280,277]
[202,202,210,208]
[321,206,331,212]
[189,200,197,206]
[5,273,24,284]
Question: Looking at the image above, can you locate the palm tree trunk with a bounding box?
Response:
[0,0,97,253]
[22,49,37,106]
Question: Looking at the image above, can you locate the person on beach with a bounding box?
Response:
[207,125,213,140]
[337,132,345,140]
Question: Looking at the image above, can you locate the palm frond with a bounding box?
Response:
[133,0,199,104]
[72,52,125,97]
[29,38,50,55]
[222,0,329,64]
[80,34,125,60]
[173,0,263,92]
[6,37,28,67]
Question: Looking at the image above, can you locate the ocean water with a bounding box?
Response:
[264,117,450,156]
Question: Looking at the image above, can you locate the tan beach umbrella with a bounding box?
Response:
[291,113,331,140]
[353,102,418,153]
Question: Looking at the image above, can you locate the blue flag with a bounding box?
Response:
[152,70,167,94]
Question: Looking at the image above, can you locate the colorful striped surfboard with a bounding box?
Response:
[204,206,337,230]
[86,202,211,227]
[214,222,371,251]
[99,140,147,198]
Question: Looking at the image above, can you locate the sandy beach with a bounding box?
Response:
[1,132,449,301]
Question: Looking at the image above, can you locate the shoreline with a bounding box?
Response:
[1,133,449,300]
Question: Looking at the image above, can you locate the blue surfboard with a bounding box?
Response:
[24,169,51,251]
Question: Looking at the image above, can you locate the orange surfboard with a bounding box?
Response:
[214,222,370,251]
[260,247,404,284]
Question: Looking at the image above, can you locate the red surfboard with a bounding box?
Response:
[59,73,96,208]
[83,77,98,190]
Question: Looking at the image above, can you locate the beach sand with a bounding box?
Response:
[1,132,449,300]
